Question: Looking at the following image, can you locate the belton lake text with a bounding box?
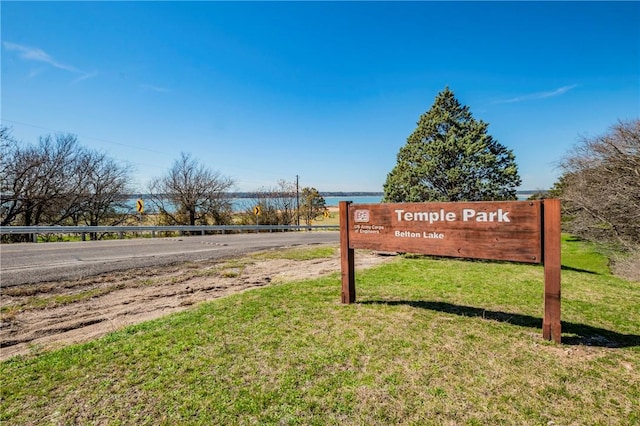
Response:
[395,230,444,239]
[352,225,445,239]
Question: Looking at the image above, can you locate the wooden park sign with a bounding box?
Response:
[339,199,562,343]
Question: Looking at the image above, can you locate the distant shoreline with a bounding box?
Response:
[122,191,540,212]
[125,190,539,199]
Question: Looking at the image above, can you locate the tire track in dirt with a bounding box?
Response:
[1,249,394,360]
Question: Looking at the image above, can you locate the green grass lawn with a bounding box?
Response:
[2,236,639,425]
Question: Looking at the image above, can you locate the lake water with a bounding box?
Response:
[322,196,382,206]
[225,196,383,211]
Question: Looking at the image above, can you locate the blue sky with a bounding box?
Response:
[2,1,639,192]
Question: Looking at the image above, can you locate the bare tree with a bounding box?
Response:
[75,150,134,237]
[1,131,134,238]
[148,153,234,226]
[558,119,639,249]
[0,125,15,152]
[0,133,83,227]
[1,126,22,226]
[299,187,326,226]
[238,180,297,226]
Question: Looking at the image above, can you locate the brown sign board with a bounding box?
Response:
[339,199,562,343]
[347,201,542,263]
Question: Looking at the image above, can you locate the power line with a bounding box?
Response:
[1,118,169,155]
[2,118,304,189]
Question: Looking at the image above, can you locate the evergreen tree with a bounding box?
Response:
[383,87,521,202]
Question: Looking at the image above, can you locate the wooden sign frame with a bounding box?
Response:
[339,199,561,343]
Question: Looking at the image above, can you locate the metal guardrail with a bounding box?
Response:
[0,225,339,242]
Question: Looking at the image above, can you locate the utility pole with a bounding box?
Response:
[296,175,300,227]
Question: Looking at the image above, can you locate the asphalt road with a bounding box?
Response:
[0,231,340,287]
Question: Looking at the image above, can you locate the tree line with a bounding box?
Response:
[1,129,132,231]
[0,129,326,241]
[549,119,639,251]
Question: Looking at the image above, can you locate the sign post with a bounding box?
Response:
[340,202,355,303]
[542,199,562,343]
[339,199,561,343]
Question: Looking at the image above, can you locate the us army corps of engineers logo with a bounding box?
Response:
[354,210,370,223]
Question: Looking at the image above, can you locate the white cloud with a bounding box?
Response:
[3,41,79,72]
[494,85,578,104]
[26,68,45,79]
[140,84,171,93]
[71,71,99,84]
[3,41,99,84]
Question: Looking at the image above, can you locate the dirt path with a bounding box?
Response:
[1,246,393,360]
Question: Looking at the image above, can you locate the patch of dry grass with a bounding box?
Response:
[611,249,640,282]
